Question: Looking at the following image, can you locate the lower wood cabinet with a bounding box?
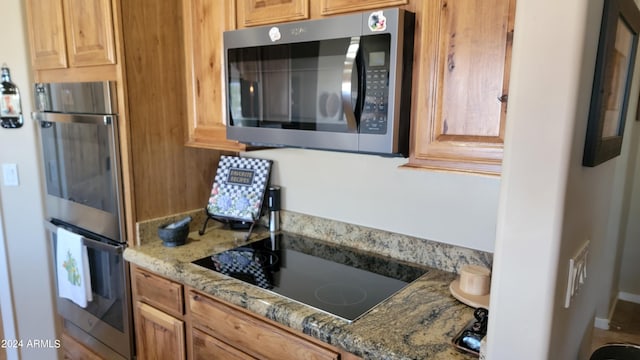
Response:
[131,266,186,360]
[132,266,184,318]
[131,266,360,360]
[187,289,340,360]
[134,301,186,360]
[191,327,256,360]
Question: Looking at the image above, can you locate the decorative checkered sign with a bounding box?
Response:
[207,155,272,221]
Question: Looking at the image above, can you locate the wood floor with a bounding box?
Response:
[591,300,640,354]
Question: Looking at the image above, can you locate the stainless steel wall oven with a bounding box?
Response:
[33,81,133,360]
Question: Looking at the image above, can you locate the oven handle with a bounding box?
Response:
[81,236,124,255]
[32,111,115,126]
[45,221,124,255]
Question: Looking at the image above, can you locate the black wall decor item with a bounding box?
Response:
[584,0,640,167]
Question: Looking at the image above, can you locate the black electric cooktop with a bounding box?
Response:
[192,233,428,322]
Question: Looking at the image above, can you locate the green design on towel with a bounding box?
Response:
[62,250,81,286]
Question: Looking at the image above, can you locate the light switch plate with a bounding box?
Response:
[564,240,590,308]
[2,163,19,187]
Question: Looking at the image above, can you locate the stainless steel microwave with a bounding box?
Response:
[223,8,415,156]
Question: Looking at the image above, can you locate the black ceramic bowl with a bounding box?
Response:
[158,222,189,247]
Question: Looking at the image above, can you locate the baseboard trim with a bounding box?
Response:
[594,297,618,330]
[594,317,610,330]
[619,291,640,304]
[595,292,640,329]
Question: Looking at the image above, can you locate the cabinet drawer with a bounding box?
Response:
[133,267,183,317]
[192,327,256,360]
[188,290,339,360]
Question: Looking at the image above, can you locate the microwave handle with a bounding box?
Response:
[341,37,360,133]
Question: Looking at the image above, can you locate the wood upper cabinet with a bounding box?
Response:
[319,0,407,16]
[408,0,515,175]
[25,0,116,70]
[63,0,117,67]
[235,0,411,26]
[237,0,309,27]
[25,0,68,69]
[183,0,246,151]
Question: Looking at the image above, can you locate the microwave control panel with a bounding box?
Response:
[361,68,388,134]
[360,33,391,135]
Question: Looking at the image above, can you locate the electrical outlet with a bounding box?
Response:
[564,240,590,308]
[2,163,19,187]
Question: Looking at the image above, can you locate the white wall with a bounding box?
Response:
[619,139,640,298]
[488,0,640,359]
[486,0,589,356]
[248,149,501,252]
[596,62,640,321]
[0,2,58,359]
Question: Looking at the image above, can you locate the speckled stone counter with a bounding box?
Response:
[125,210,489,360]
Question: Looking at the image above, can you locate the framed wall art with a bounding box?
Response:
[583,0,640,167]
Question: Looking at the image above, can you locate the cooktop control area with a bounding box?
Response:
[192,233,428,322]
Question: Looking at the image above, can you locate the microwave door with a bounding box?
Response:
[314,37,360,134]
[226,35,362,152]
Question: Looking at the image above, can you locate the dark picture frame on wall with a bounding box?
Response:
[584,0,640,167]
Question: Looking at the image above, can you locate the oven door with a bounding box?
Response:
[35,112,124,243]
[46,220,133,360]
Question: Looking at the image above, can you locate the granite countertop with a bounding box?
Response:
[124,212,482,360]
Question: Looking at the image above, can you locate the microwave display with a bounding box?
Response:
[369,51,385,67]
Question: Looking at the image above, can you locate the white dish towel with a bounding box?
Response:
[56,227,93,308]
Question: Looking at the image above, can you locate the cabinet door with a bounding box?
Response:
[183,0,246,151]
[25,0,68,70]
[192,327,257,360]
[63,0,116,67]
[237,0,309,27]
[409,0,515,175]
[319,0,407,16]
[134,301,186,360]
